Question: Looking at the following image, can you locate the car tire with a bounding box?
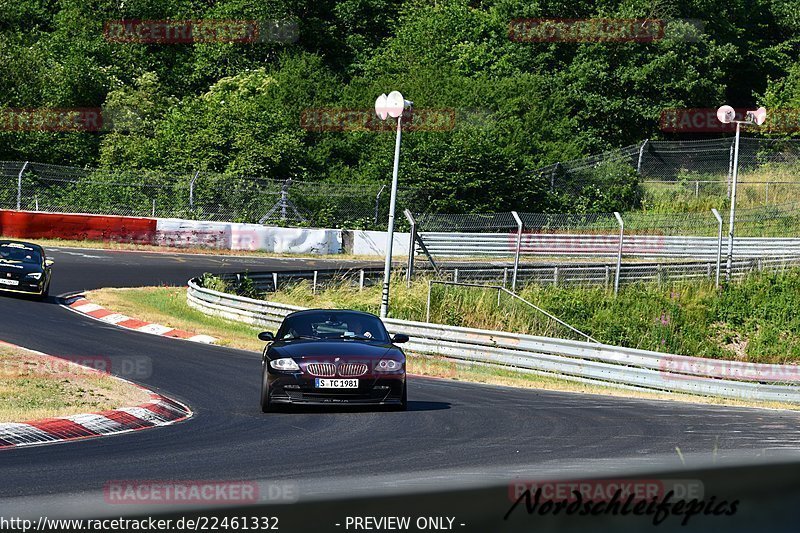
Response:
[390,381,407,411]
[260,367,272,413]
[37,283,49,301]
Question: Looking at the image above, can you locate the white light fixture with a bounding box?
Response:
[374,91,412,318]
[717,105,767,281]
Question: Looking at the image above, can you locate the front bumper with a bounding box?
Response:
[267,373,405,405]
[0,281,45,295]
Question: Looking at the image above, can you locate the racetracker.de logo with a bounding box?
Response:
[659,355,800,382]
[300,108,456,132]
[509,18,667,42]
[661,108,800,133]
[103,19,299,44]
[0,355,152,380]
[103,480,297,505]
[0,108,103,132]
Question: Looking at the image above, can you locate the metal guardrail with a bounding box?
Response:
[417,232,800,259]
[187,277,800,403]
[211,257,800,296]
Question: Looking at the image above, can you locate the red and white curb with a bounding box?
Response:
[0,341,192,450]
[63,295,217,344]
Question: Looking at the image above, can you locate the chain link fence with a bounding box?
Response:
[2,136,800,228]
[0,161,432,229]
[541,137,800,211]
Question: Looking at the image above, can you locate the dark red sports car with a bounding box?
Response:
[259,309,409,411]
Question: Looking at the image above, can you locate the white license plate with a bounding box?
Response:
[0,279,18,286]
[315,378,359,388]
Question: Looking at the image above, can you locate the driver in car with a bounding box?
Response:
[347,317,373,339]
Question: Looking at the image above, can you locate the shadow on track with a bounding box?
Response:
[263,400,450,415]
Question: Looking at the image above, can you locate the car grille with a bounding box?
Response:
[338,363,368,377]
[304,362,369,377]
[306,363,336,377]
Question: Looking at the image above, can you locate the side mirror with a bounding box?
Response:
[258,331,274,342]
[392,333,409,344]
[44,259,54,267]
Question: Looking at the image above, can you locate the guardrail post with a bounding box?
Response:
[453,268,459,283]
[553,266,559,286]
[312,270,318,294]
[711,208,723,288]
[502,267,508,288]
[403,209,416,287]
[189,170,199,208]
[374,184,386,225]
[359,269,365,291]
[605,265,610,289]
[613,212,624,295]
[272,272,278,292]
[16,161,28,210]
[636,139,648,174]
[511,211,523,292]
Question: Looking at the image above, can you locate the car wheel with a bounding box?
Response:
[37,283,49,301]
[400,381,408,411]
[390,380,407,411]
[260,367,272,413]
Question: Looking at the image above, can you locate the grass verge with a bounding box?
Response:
[0,344,152,422]
[86,286,799,410]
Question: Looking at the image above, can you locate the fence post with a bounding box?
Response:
[374,185,386,225]
[511,211,523,292]
[503,267,508,288]
[189,171,199,209]
[711,208,723,288]
[425,280,432,323]
[636,139,648,174]
[727,142,735,198]
[16,161,28,210]
[695,181,699,198]
[403,209,417,287]
[613,212,624,295]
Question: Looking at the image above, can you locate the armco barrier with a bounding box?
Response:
[187,277,800,403]
[0,209,156,243]
[420,231,800,259]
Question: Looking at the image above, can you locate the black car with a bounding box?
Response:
[259,309,409,411]
[0,240,53,299]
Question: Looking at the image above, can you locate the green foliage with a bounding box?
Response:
[1,0,799,214]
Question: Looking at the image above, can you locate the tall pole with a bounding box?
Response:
[725,122,741,281]
[379,115,403,318]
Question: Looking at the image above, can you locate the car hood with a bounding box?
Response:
[0,260,42,275]
[270,339,400,360]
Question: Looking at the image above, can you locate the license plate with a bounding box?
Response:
[315,378,359,388]
[0,279,18,286]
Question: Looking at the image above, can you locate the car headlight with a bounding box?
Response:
[375,359,403,372]
[269,358,300,371]
[25,272,42,280]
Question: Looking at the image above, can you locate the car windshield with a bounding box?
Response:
[0,244,42,264]
[277,311,389,342]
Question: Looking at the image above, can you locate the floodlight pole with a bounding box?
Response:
[379,114,403,318]
[725,121,741,282]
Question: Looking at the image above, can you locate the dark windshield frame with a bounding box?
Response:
[276,311,390,342]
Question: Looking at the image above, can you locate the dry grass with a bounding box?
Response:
[0,344,152,423]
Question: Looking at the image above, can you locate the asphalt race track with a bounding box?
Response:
[1,247,800,501]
